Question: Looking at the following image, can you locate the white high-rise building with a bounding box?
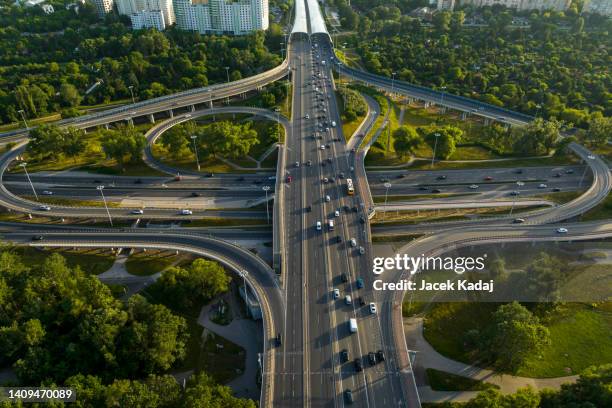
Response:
[459,0,571,11]
[173,0,268,35]
[117,0,175,29]
[584,0,612,16]
[90,0,114,17]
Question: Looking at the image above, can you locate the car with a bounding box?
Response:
[376,350,386,362]
[554,173,562,178]
[354,358,363,372]
[180,209,192,215]
[276,333,282,347]
[356,278,364,289]
[341,273,348,282]
[368,352,377,365]
[513,218,526,224]
[287,175,292,183]
[307,160,312,166]
[337,235,343,243]
[538,183,547,189]
[436,175,447,180]
[32,235,44,241]
[514,169,523,174]
[191,192,201,197]
[295,161,300,168]
[369,303,377,314]
[134,178,143,184]
[340,349,349,362]
[469,184,479,189]
[565,168,575,174]
[37,205,51,211]
[431,189,442,194]
[325,195,331,202]
[339,172,345,179]
[334,210,340,217]
[344,389,353,404]
[322,162,326,167]
[206,173,214,177]
[323,177,329,183]
[345,295,352,305]
[236,176,245,181]
[333,288,340,299]
[359,216,365,224]
[509,190,520,196]
[320,145,326,150]
[484,176,493,181]
[329,177,335,183]
[352,206,358,212]
[131,209,144,215]
[397,174,406,178]
[358,297,366,306]
[350,238,357,247]
[419,186,428,191]
[552,188,561,192]
[327,157,332,163]
[557,227,568,234]
[41,190,53,195]
[305,114,310,119]
[380,177,390,183]
[588,155,595,160]
[316,221,322,230]
[306,205,312,212]
[358,246,365,255]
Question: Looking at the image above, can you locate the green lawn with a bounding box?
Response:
[407,155,578,170]
[14,247,115,275]
[372,193,477,203]
[581,193,612,221]
[426,368,499,391]
[125,251,191,276]
[183,218,268,227]
[335,89,367,141]
[199,330,246,384]
[23,195,120,208]
[422,302,612,378]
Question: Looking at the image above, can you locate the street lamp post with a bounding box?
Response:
[439,86,447,109]
[19,162,37,201]
[431,133,441,168]
[383,182,391,220]
[263,185,271,224]
[97,185,113,227]
[224,66,230,104]
[275,108,281,140]
[509,181,525,216]
[190,135,200,171]
[128,85,136,104]
[17,109,28,129]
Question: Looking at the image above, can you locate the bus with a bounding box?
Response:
[346,179,355,195]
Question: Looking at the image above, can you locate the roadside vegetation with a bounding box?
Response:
[426,368,499,392]
[336,85,368,140]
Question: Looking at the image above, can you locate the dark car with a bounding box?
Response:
[329,177,335,183]
[397,174,406,178]
[352,206,358,212]
[341,272,348,282]
[340,349,349,362]
[356,278,364,289]
[134,179,143,184]
[514,169,523,174]
[565,168,574,174]
[419,186,428,191]
[327,157,332,163]
[236,176,245,181]
[431,189,442,194]
[552,188,561,192]
[337,235,343,243]
[354,358,363,372]
[344,389,353,404]
[436,175,447,180]
[368,352,377,365]
[358,297,366,306]
[377,350,386,362]
[307,205,312,212]
[359,216,365,224]
[253,180,262,185]
[275,333,282,347]
[32,235,44,241]
[206,173,214,177]
[191,192,201,197]
[554,173,562,178]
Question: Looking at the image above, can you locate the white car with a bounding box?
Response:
[334,210,340,217]
[369,303,377,314]
[295,161,300,168]
[37,205,51,211]
[305,114,310,119]
[350,238,357,247]
[344,295,352,305]
[333,288,340,299]
[180,209,193,215]
[359,246,365,255]
[131,209,144,215]
[323,177,329,183]
[316,221,322,231]
[325,195,331,202]
[469,184,479,189]
[41,190,53,195]
[538,184,547,189]
[320,145,326,150]
[556,227,568,234]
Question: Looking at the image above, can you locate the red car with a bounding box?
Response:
[287,175,292,183]
[484,176,493,181]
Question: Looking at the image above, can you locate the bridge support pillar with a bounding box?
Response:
[190,105,195,112]
[126,118,133,127]
[148,114,155,124]
[440,106,447,114]
[484,118,491,126]
[168,109,173,118]
[209,100,213,109]
[104,124,109,130]
[504,123,510,130]
[424,102,430,108]
[461,112,467,121]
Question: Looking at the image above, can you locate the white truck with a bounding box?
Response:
[349,318,358,333]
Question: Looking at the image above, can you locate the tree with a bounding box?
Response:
[483,302,550,372]
[585,116,611,147]
[420,125,463,160]
[512,118,562,156]
[182,372,257,408]
[59,83,82,107]
[101,125,146,166]
[160,121,194,159]
[433,11,451,33]
[196,121,259,159]
[26,125,85,160]
[392,126,422,158]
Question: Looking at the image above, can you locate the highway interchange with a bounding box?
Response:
[0,1,610,407]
